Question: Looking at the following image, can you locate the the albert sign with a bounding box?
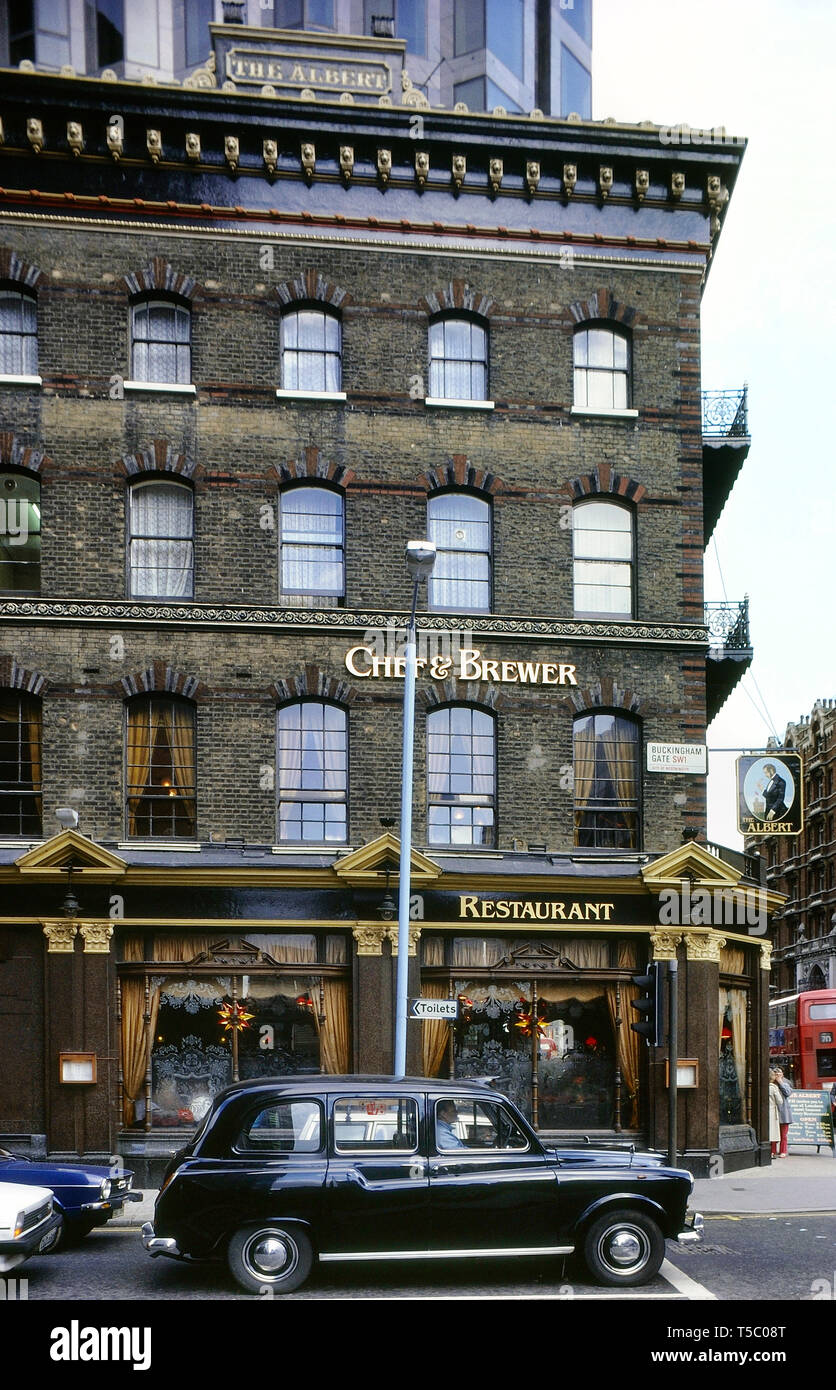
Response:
[646,742,707,774]
[409,998,459,1021]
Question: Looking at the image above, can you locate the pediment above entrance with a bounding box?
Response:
[333,832,442,887]
[641,841,742,892]
[15,829,127,880]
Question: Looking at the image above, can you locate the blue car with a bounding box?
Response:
[0,1147,142,1246]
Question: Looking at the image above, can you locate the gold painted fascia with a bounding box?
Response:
[440,874,644,895]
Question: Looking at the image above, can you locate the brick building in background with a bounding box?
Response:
[0,21,778,1177]
[755,700,836,998]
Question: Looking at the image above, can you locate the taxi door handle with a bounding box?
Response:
[429,1163,448,1176]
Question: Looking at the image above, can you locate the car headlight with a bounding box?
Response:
[100,1179,111,1201]
[13,1211,25,1238]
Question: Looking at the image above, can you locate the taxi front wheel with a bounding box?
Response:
[582,1209,665,1286]
[227,1223,313,1294]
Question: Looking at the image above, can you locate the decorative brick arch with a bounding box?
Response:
[421,681,505,713]
[419,454,504,496]
[272,666,358,707]
[0,432,51,475]
[120,661,205,701]
[119,439,196,480]
[418,281,496,319]
[275,271,350,310]
[562,679,643,716]
[269,444,355,489]
[567,466,646,505]
[0,248,42,290]
[567,291,638,327]
[0,657,48,695]
[123,258,200,300]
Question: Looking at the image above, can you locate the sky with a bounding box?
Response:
[592,0,836,848]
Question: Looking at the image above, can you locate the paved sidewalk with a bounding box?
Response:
[692,1149,836,1214]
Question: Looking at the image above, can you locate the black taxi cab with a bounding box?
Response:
[141,1075,702,1293]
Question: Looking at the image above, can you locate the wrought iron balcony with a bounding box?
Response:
[705,596,750,652]
[702,386,749,439]
[705,597,752,722]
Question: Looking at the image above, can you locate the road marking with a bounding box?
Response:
[660,1258,717,1300]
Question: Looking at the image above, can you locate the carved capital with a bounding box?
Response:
[386,925,421,957]
[649,929,682,961]
[759,940,773,971]
[79,922,114,954]
[42,921,78,953]
[352,925,388,956]
[681,930,726,963]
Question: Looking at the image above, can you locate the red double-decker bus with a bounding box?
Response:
[769,990,836,1088]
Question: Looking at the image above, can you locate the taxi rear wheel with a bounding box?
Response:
[227,1223,312,1294]
[582,1209,664,1286]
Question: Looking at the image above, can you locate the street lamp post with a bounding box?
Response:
[394,540,436,1078]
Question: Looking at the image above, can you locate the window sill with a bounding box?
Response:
[570,406,639,419]
[0,374,42,387]
[275,389,347,402]
[123,381,197,395]
[425,397,495,411]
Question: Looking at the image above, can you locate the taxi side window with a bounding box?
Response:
[435,1099,529,1151]
[236,1099,322,1153]
[333,1097,418,1152]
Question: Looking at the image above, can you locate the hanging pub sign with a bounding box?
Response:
[737,753,804,836]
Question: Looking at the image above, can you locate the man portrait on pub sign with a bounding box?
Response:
[737,754,803,835]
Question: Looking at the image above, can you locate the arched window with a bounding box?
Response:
[427,491,491,612]
[573,324,631,410]
[277,700,348,843]
[572,498,633,617]
[279,485,345,600]
[428,315,488,401]
[427,705,496,847]
[125,696,196,839]
[130,298,191,384]
[127,478,194,598]
[280,307,341,393]
[573,711,640,849]
[0,288,38,376]
[0,690,42,836]
[0,471,41,593]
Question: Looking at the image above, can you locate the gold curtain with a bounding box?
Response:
[536,981,605,1003]
[573,718,596,835]
[313,936,351,1073]
[421,979,452,1078]
[561,939,609,968]
[725,987,747,1100]
[120,934,162,1126]
[153,934,213,962]
[162,702,197,835]
[422,936,445,966]
[606,982,641,1127]
[720,946,746,974]
[599,715,637,843]
[451,937,509,967]
[125,701,156,835]
[618,940,639,969]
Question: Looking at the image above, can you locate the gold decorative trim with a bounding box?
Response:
[387,925,421,957]
[681,930,726,962]
[79,922,114,954]
[352,925,388,956]
[649,929,682,961]
[42,921,78,953]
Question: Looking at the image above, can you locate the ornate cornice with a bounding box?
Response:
[0,599,709,646]
[42,920,78,952]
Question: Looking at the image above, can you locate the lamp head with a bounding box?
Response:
[405,540,436,582]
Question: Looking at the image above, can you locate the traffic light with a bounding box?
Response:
[631,962,664,1046]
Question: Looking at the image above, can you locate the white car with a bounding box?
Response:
[0,1181,62,1272]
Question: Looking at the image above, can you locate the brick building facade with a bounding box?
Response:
[0,24,777,1176]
